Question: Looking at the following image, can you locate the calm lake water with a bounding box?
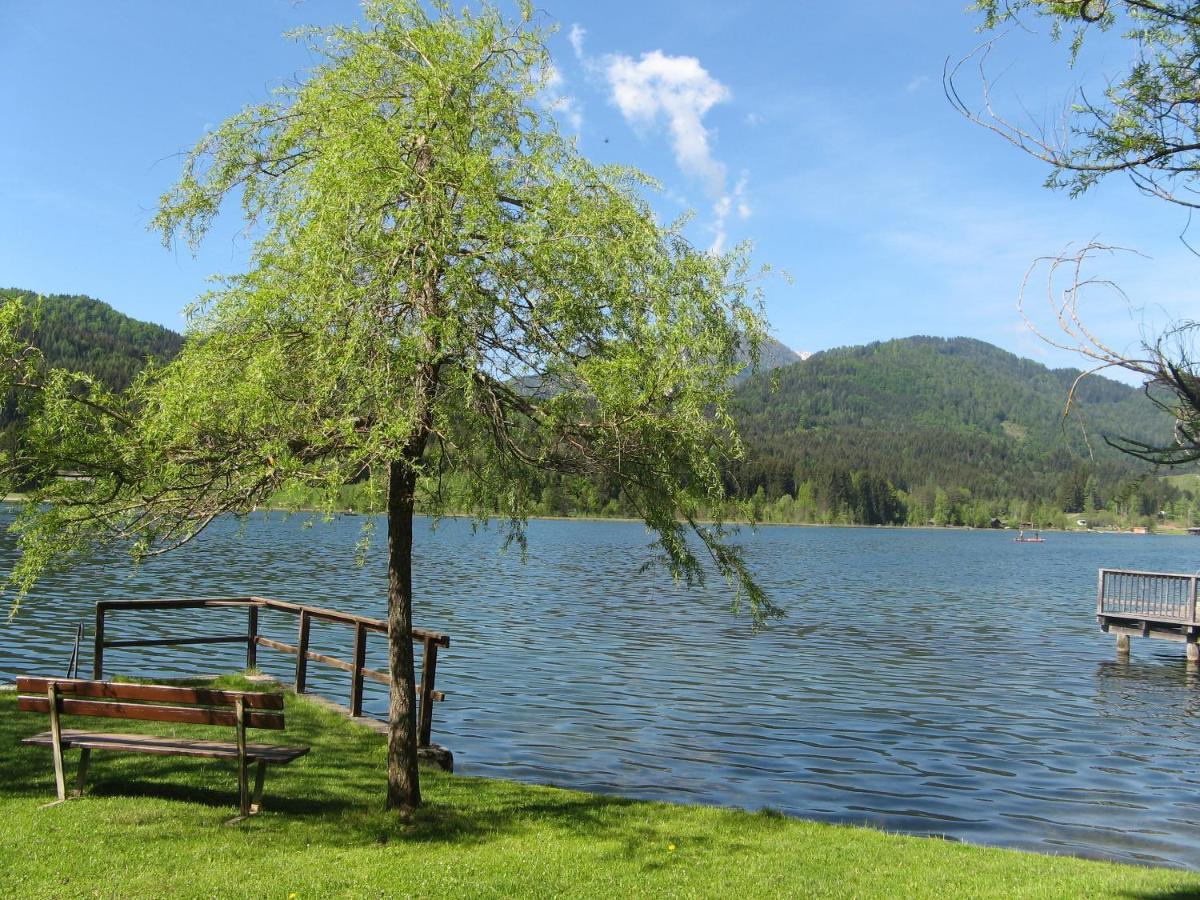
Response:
[4,509,1200,868]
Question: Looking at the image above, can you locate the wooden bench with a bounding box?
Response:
[16,676,309,820]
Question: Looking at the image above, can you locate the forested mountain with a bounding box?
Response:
[0,290,1187,527]
[0,290,184,479]
[728,336,1176,525]
[750,336,803,373]
[0,289,183,391]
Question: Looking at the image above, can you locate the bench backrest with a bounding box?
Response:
[16,677,286,730]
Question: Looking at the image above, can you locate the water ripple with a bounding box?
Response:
[4,512,1200,867]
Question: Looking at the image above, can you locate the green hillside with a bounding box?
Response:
[0,288,183,391]
[728,336,1178,525]
[1,292,1190,528]
[0,290,184,480]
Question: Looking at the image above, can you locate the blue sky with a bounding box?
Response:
[2,1,1197,375]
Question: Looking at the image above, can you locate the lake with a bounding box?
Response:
[3,510,1200,868]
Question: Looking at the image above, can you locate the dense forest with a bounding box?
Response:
[0,290,184,476]
[2,290,1191,528]
[0,289,183,391]
[727,337,1177,528]
[507,337,1185,529]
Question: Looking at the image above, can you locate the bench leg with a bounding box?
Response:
[238,760,250,818]
[49,743,67,802]
[250,761,267,814]
[225,761,268,825]
[47,684,66,802]
[74,749,91,798]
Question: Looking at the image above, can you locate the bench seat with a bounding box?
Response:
[22,730,309,764]
[16,676,310,819]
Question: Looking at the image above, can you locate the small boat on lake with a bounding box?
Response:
[1014,529,1045,543]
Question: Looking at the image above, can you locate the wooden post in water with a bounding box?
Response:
[246,604,259,670]
[1116,634,1131,657]
[418,637,439,748]
[1188,638,1200,664]
[350,622,367,717]
[92,605,106,680]
[295,610,311,693]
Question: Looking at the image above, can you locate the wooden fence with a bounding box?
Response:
[1097,568,1200,627]
[92,596,449,747]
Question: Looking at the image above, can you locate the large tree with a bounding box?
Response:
[0,0,776,815]
[949,0,1200,465]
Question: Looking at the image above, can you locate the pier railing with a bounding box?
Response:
[1096,568,1200,626]
[92,596,449,747]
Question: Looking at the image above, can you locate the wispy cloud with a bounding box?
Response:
[601,48,746,250]
[605,50,730,191]
[905,75,929,94]
[568,23,586,60]
[538,63,583,133]
[710,171,750,253]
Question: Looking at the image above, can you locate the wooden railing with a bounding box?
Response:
[92,596,449,747]
[1097,568,1200,626]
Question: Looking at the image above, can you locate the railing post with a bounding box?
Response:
[246,603,259,670]
[1096,570,1106,620]
[350,622,367,717]
[418,637,438,748]
[1192,576,1199,626]
[295,610,311,693]
[92,604,106,680]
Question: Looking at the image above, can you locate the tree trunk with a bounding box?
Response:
[385,459,421,815]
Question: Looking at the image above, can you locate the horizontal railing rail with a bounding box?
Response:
[1097,568,1200,626]
[92,596,449,747]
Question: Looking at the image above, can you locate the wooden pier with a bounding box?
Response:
[1097,568,1200,661]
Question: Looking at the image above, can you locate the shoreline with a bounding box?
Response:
[2,682,1198,892]
[3,497,1185,535]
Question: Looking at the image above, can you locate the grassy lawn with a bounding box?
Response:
[1,679,1198,899]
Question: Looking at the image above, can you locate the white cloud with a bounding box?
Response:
[598,48,749,253]
[710,195,731,254]
[568,23,586,60]
[744,111,764,127]
[538,63,583,133]
[710,172,750,254]
[604,50,731,193]
[734,171,750,219]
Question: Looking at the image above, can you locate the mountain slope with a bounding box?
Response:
[0,290,1181,523]
[730,336,1172,505]
[752,336,802,372]
[1,288,183,391]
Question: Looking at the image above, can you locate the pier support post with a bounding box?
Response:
[1116,634,1131,657]
[1188,640,1199,664]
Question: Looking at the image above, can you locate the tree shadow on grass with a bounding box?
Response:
[0,687,820,870]
[0,717,62,796]
[235,768,740,873]
[1120,889,1200,900]
[81,775,359,818]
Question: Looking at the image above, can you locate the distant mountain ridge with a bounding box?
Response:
[1,288,183,390]
[730,335,1172,505]
[0,289,1181,520]
[755,336,803,371]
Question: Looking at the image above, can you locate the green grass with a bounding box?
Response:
[1,679,1198,899]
